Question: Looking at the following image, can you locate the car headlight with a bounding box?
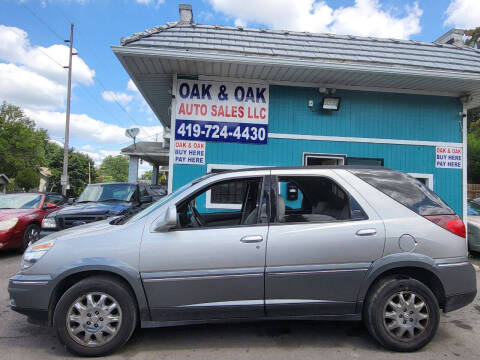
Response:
[21,240,55,270]
[41,216,57,229]
[0,217,18,231]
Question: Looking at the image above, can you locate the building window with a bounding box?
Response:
[408,173,434,190]
[346,157,384,166]
[303,153,346,166]
[206,164,262,209]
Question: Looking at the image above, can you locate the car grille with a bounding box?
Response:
[57,215,108,230]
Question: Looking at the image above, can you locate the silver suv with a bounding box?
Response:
[9,167,476,356]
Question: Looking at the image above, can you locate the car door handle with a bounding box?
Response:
[356,229,377,236]
[240,235,263,243]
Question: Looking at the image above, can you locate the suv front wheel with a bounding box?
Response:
[53,276,137,356]
[364,276,440,352]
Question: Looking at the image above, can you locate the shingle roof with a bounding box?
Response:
[121,23,480,76]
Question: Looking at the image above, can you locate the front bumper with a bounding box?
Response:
[0,228,19,250]
[8,273,53,325]
[437,260,477,313]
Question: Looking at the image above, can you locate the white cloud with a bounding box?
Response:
[24,109,163,145]
[208,0,423,39]
[135,0,165,8]
[444,0,480,29]
[80,149,121,165]
[48,138,64,147]
[127,79,139,93]
[0,63,65,110]
[0,25,95,111]
[0,25,95,86]
[102,90,133,105]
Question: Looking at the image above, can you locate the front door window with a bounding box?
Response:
[176,177,265,229]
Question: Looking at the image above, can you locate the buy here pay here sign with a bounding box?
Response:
[435,146,463,169]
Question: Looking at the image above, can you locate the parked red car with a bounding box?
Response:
[0,192,66,252]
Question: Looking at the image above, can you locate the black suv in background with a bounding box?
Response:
[39,182,158,237]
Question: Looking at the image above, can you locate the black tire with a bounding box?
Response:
[18,224,40,253]
[363,276,440,352]
[53,276,137,357]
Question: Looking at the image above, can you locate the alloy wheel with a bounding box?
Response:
[383,291,429,341]
[27,227,39,242]
[66,292,123,347]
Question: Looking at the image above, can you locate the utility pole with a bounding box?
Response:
[62,24,76,196]
[88,162,91,184]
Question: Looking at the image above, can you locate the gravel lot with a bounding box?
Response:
[1,250,479,359]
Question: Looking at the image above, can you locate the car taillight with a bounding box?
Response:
[424,214,466,238]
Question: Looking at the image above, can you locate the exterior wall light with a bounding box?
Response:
[321,96,341,111]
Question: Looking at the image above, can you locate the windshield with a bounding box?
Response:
[125,182,193,224]
[77,184,136,203]
[0,194,42,209]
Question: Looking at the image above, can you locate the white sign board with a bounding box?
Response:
[174,140,205,165]
[435,146,463,169]
[175,79,269,144]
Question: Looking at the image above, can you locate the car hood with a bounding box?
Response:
[52,202,131,217]
[0,208,35,220]
[40,218,116,242]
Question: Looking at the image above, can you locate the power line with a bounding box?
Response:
[52,4,143,127]
[20,1,146,132]
[4,26,67,70]
[20,2,65,42]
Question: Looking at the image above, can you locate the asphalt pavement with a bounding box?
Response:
[1,250,479,359]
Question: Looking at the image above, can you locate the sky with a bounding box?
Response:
[0,0,479,175]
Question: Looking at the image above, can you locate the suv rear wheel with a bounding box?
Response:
[364,276,440,352]
[53,276,137,356]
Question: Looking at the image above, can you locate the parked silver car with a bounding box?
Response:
[9,167,476,356]
[467,200,480,254]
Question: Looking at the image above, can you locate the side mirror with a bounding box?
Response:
[43,203,57,210]
[140,195,153,204]
[67,198,75,205]
[153,206,177,232]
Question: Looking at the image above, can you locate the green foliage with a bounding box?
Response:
[0,101,97,196]
[97,155,129,183]
[0,102,47,181]
[465,27,480,48]
[468,133,480,183]
[15,168,40,190]
[44,141,96,196]
[140,170,153,180]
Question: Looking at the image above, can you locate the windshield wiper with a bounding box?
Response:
[75,201,95,204]
[99,198,128,202]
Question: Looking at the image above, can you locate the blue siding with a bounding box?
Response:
[172,86,463,217]
[269,86,462,143]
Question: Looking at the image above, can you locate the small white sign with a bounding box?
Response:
[435,146,463,169]
[174,140,205,165]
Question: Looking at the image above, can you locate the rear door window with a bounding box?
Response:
[275,176,367,223]
[349,169,454,216]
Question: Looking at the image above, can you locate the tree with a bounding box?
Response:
[15,168,40,190]
[97,155,129,183]
[0,102,47,180]
[140,170,152,181]
[44,141,96,196]
[464,27,480,49]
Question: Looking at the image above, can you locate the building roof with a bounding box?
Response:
[121,141,169,167]
[120,23,480,76]
[112,12,480,128]
[0,174,10,184]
